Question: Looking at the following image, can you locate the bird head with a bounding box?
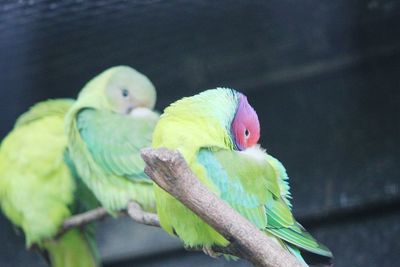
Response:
[104,66,156,114]
[155,88,260,153]
[230,93,260,150]
[76,66,156,114]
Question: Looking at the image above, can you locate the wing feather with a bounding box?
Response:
[197,146,332,258]
[77,108,158,182]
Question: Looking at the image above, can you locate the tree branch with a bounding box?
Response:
[126,201,160,227]
[141,148,303,267]
[59,202,242,257]
[59,202,160,235]
[60,207,109,235]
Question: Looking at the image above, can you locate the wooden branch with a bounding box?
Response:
[60,207,109,235]
[59,203,240,257]
[126,201,160,227]
[59,201,159,236]
[141,148,303,267]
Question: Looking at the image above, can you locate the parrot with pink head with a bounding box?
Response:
[152,88,333,266]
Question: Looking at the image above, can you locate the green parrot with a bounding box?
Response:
[65,66,159,214]
[0,99,99,267]
[152,88,333,266]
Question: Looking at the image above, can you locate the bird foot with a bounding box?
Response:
[202,246,218,258]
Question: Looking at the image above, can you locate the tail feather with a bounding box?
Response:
[43,229,99,267]
[267,222,333,266]
[298,248,333,267]
[283,241,333,267]
[286,244,308,266]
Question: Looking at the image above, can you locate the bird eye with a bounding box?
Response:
[121,88,129,98]
[244,129,250,138]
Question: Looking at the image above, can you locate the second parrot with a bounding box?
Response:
[66,66,159,213]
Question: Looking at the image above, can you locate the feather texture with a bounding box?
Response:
[0,99,99,266]
[67,108,158,212]
[77,109,156,181]
[152,88,333,265]
[65,67,159,213]
[0,99,75,245]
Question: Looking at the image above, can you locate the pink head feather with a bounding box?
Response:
[231,94,260,150]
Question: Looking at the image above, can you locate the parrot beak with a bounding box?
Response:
[126,105,135,114]
[127,97,148,114]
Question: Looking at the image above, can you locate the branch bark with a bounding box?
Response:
[126,201,160,227]
[60,203,241,257]
[141,148,303,267]
[60,207,109,235]
[60,202,159,235]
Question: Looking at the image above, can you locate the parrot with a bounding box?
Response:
[65,66,159,214]
[152,88,333,266]
[0,99,100,267]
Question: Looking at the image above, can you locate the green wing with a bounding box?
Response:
[15,99,74,128]
[77,108,159,182]
[64,149,100,213]
[197,147,332,258]
[265,154,292,208]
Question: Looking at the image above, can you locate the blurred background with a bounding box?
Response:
[1,1,400,266]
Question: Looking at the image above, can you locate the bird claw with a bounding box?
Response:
[202,246,218,258]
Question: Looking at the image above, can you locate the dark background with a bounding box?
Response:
[1,1,400,266]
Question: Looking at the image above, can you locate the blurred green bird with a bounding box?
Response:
[0,99,100,267]
[65,66,159,214]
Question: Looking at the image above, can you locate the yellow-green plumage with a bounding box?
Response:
[152,88,333,266]
[44,230,98,267]
[0,99,98,267]
[153,89,240,247]
[0,100,75,245]
[66,66,158,213]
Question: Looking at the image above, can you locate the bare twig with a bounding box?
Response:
[59,202,239,257]
[126,201,160,227]
[141,148,303,267]
[60,207,109,235]
[59,202,160,236]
